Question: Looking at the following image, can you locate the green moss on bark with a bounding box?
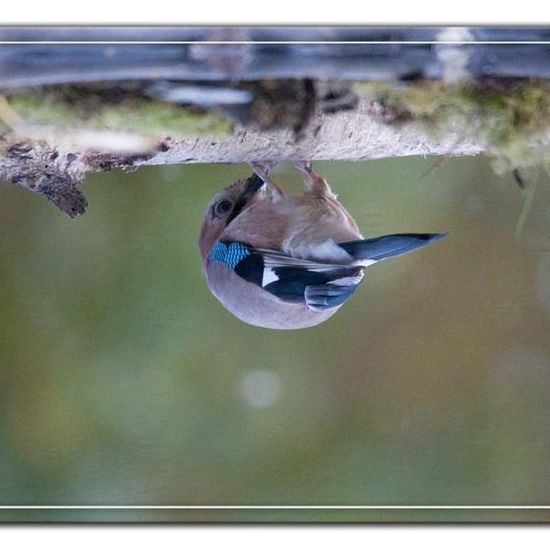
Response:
[355,79,550,173]
[6,89,233,137]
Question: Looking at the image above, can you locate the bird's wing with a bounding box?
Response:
[231,245,364,310]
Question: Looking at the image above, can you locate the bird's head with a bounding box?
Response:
[198,174,265,261]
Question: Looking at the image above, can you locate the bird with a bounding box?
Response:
[198,161,447,330]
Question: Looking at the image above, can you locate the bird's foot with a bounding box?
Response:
[293,161,332,196]
[293,160,313,174]
[249,162,285,198]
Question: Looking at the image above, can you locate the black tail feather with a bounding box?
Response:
[339,233,448,261]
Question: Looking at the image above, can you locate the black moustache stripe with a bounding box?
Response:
[225,174,264,226]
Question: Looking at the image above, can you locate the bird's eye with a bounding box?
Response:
[214,199,233,217]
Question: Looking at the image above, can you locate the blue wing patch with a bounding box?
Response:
[209,241,251,269]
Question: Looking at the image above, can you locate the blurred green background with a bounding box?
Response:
[1,157,550,522]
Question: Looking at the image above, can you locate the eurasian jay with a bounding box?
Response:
[198,162,446,329]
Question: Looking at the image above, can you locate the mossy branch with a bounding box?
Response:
[2,79,550,217]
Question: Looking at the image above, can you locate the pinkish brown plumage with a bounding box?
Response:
[198,162,446,329]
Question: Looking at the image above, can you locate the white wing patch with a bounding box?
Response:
[261,267,280,287]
